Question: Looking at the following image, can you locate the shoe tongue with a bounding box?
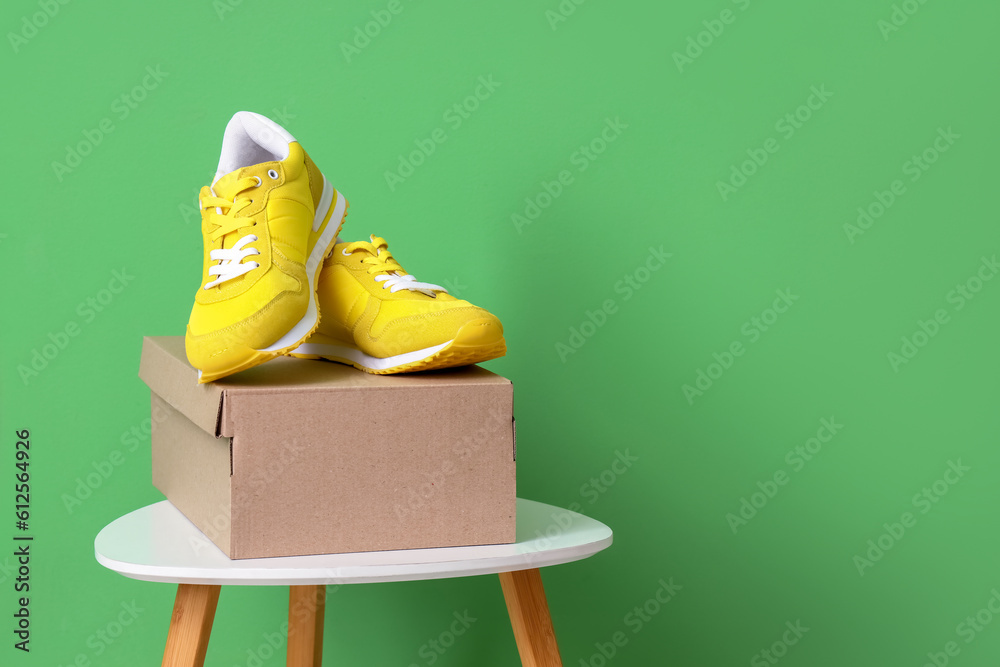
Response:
[208,170,255,249]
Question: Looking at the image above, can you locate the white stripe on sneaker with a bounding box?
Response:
[312,177,334,232]
[258,187,346,353]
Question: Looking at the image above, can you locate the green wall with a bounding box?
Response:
[3,0,998,664]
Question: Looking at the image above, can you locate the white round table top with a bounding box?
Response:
[95,499,613,585]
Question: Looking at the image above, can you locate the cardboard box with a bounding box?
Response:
[138,336,515,559]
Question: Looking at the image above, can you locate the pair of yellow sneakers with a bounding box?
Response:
[185,112,505,383]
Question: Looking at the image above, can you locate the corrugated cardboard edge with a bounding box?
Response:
[139,337,228,437]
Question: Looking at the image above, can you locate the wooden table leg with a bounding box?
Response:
[287,585,326,667]
[162,584,221,667]
[499,569,563,667]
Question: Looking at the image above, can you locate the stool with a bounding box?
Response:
[94,498,613,666]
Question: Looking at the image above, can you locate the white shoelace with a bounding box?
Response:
[204,234,260,289]
[374,273,446,297]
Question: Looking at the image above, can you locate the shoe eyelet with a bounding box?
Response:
[268,169,279,180]
[252,176,262,187]
[342,248,351,256]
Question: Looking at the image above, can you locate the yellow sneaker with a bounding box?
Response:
[289,235,505,373]
[185,112,348,383]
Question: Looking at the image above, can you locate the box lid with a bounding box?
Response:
[138,336,513,438]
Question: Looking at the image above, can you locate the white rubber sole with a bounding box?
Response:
[292,338,451,371]
[259,181,346,352]
[289,317,507,375]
